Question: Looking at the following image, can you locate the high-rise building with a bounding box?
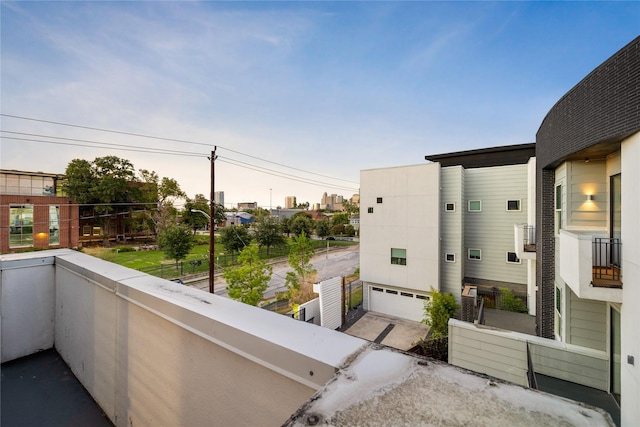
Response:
[284,196,296,209]
[214,191,224,207]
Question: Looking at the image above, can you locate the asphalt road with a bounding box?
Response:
[187,245,360,298]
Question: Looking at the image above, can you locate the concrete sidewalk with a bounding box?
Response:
[343,312,428,351]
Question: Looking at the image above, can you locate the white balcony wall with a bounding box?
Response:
[1,253,56,362]
[0,250,367,427]
[559,230,622,303]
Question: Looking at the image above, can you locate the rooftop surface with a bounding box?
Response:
[286,344,614,427]
[1,349,113,427]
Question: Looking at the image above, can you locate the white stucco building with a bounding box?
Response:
[360,143,536,322]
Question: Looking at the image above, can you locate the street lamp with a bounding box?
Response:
[190,209,210,221]
[191,208,214,293]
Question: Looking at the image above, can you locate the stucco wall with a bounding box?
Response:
[1,250,368,427]
[621,132,640,426]
[360,163,440,292]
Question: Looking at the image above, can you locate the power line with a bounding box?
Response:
[1,132,358,192]
[218,157,358,192]
[1,114,360,185]
[1,131,206,158]
[1,135,206,158]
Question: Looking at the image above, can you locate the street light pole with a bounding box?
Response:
[209,147,217,294]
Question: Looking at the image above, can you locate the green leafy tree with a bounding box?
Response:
[223,244,272,306]
[158,225,194,266]
[219,225,251,254]
[343,224,356,237]
[315,219,331,238]
[63,159,95,203]
[342,199,359,216]
[285,231,317,296]
[289,212,314,237]
[139,169,186,235]
[251,208,271,224]
[254,218,286,254]
[423,288,460,338]
[331,212,349,227]
[330,224,345,236]
[281,217,291,237]
[64,156,141,245]
[182,194,211,234]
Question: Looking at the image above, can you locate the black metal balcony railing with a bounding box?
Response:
[523,225,536,252]
[592,237,622,288]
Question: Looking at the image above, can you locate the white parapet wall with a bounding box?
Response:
[0,250,367,427]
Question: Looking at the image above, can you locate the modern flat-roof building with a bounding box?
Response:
[0,169,79,253]
[533,36,639,425]
[359,143,535,322]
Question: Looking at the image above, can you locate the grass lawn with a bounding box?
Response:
[84,243,211,270]
[83,236,358,275]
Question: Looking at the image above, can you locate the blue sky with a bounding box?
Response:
[1,1,638,209]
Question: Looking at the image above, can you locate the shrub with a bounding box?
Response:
[192,235,210,246]
[423,288,460,338]
[499,288,528,313]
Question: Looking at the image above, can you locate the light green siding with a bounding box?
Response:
[463,164,528,284]
[567,287,607,351]
[440,166,464,300]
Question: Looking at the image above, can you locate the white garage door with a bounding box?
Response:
[369,286,428,323]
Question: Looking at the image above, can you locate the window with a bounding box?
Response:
[372,287,383,292]
[376,197,383,204]
[506,251,520,264]
[416,294,429,301]
[445,203,455,212]
[468,249,481,260]
[506,200,521,211]
[49,206,60,245]
[555,286,562,340]
[468,200,482,212]
[386,289,398,295]
[445,253,455,263]
[9,205,34,248]
[555,184,563,233]
[400,292,414,298]
[391,248,407,265]
[367,207,374,214]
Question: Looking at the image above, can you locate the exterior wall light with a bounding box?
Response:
[586,195,594,201]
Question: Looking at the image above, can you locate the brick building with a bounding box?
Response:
[0,170,79,253]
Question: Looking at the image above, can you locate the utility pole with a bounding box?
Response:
[209,147,217,294]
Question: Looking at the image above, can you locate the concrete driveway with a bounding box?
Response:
[343,312,428,351]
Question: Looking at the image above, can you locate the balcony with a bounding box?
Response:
[1,250,614,426]
[559,230,622,303]
[514,224,536,260]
